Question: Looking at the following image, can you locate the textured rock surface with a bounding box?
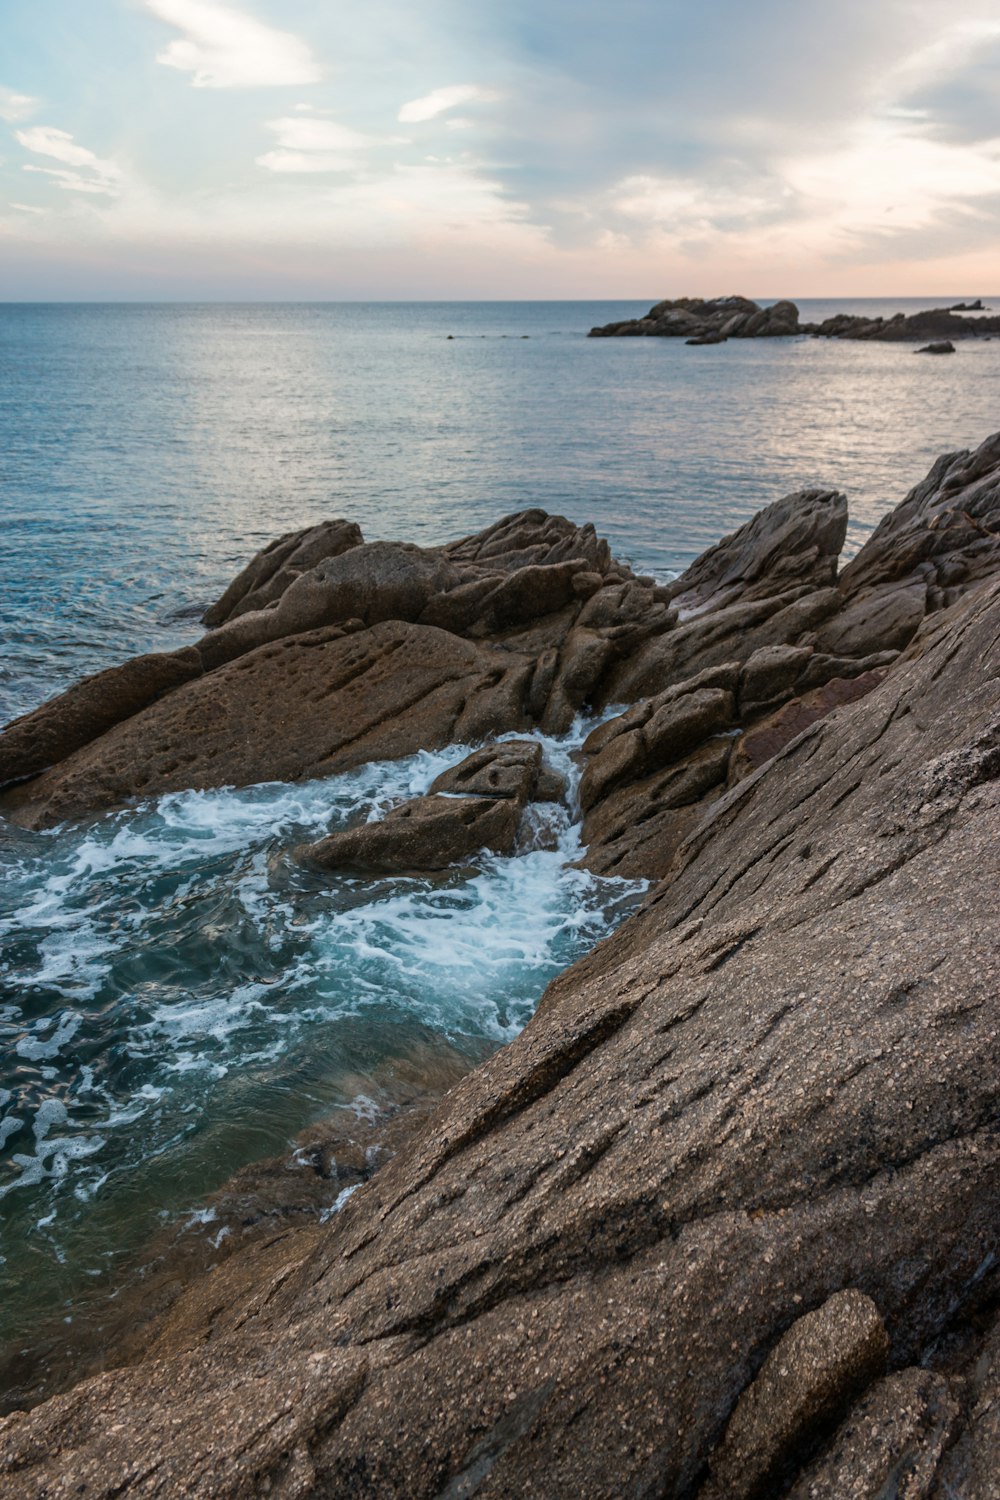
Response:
[202,518,364,626]
[786,1367,960,1500]
[3,543,999,1496]
[701,1291,889,1499]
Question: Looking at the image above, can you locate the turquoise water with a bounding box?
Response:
[2,297,1000,1367]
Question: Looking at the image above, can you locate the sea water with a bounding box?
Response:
[2,298,1000,1368]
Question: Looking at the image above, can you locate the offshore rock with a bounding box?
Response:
[589,296,802,340]
[3,557,1000,1495]
[804,306,1000,341]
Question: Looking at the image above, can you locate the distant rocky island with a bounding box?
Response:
[3,433,1000,1495]
[589,293,1000,344]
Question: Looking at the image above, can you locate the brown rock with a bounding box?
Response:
[785,1368,959,1500]
[667,489,847,617]
[0,623,533,828]
[300,793,522,873]
[702,1290,890,1500]
[428,740,564,803]
[202,518,364,626]
[3,567,1000,1498]
[0,647,203,788]
[737,642,813,713]
[731,671,890,778]
[579,686,733,811]
[580,737,732,877]
[839,428,1000,599]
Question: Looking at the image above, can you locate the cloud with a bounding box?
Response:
[144,0,321,88]
[0,86,39,123]
[23,165,120,196]
[398,85,497,123]
[8,201,44,214]
[256,115,373,173]
[15,126,122,196]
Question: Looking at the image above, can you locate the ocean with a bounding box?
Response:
[2,297,999,1379]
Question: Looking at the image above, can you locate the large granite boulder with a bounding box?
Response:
[4,564,1000,1496]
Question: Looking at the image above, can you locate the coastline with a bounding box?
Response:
[2,434,1000,1492]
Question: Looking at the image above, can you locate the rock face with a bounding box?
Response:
[0,510,672,822]
[3,529,1000,1496]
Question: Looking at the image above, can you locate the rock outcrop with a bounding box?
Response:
[805,307,1000,342]
[3,501,1000,1496]
[5,438,1000,887]
[589,295,802,341]
[589,297,1000,344]
[300,741,564,873]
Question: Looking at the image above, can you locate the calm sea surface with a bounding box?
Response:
[2,298,999,1376]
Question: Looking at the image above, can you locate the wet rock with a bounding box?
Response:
[428,740,564,803]
[916,340,955,355]
[804,306,1000,341]
[301,793,522,874]
[301,741,563,874]
[701,1290,890,1500]
[202,518,364,626]
[0,623,533,828]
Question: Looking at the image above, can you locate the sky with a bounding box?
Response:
[2,0,1000,298]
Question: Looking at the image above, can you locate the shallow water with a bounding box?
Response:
[2,296,1000,1367]
[0,724,641,1355]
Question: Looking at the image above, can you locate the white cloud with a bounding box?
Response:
[263,117,371,152]
[15,126,122,196]
[144,0,321,88]
[23,165,120,196]
[256,149,359,173]
[398,85,497,124]
[256,115,372,174]
[8,201,44,214]
[0,86,39,123]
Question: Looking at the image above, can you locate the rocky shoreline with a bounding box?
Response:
[588,294,1000,345]
[2,433,1000,1495]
